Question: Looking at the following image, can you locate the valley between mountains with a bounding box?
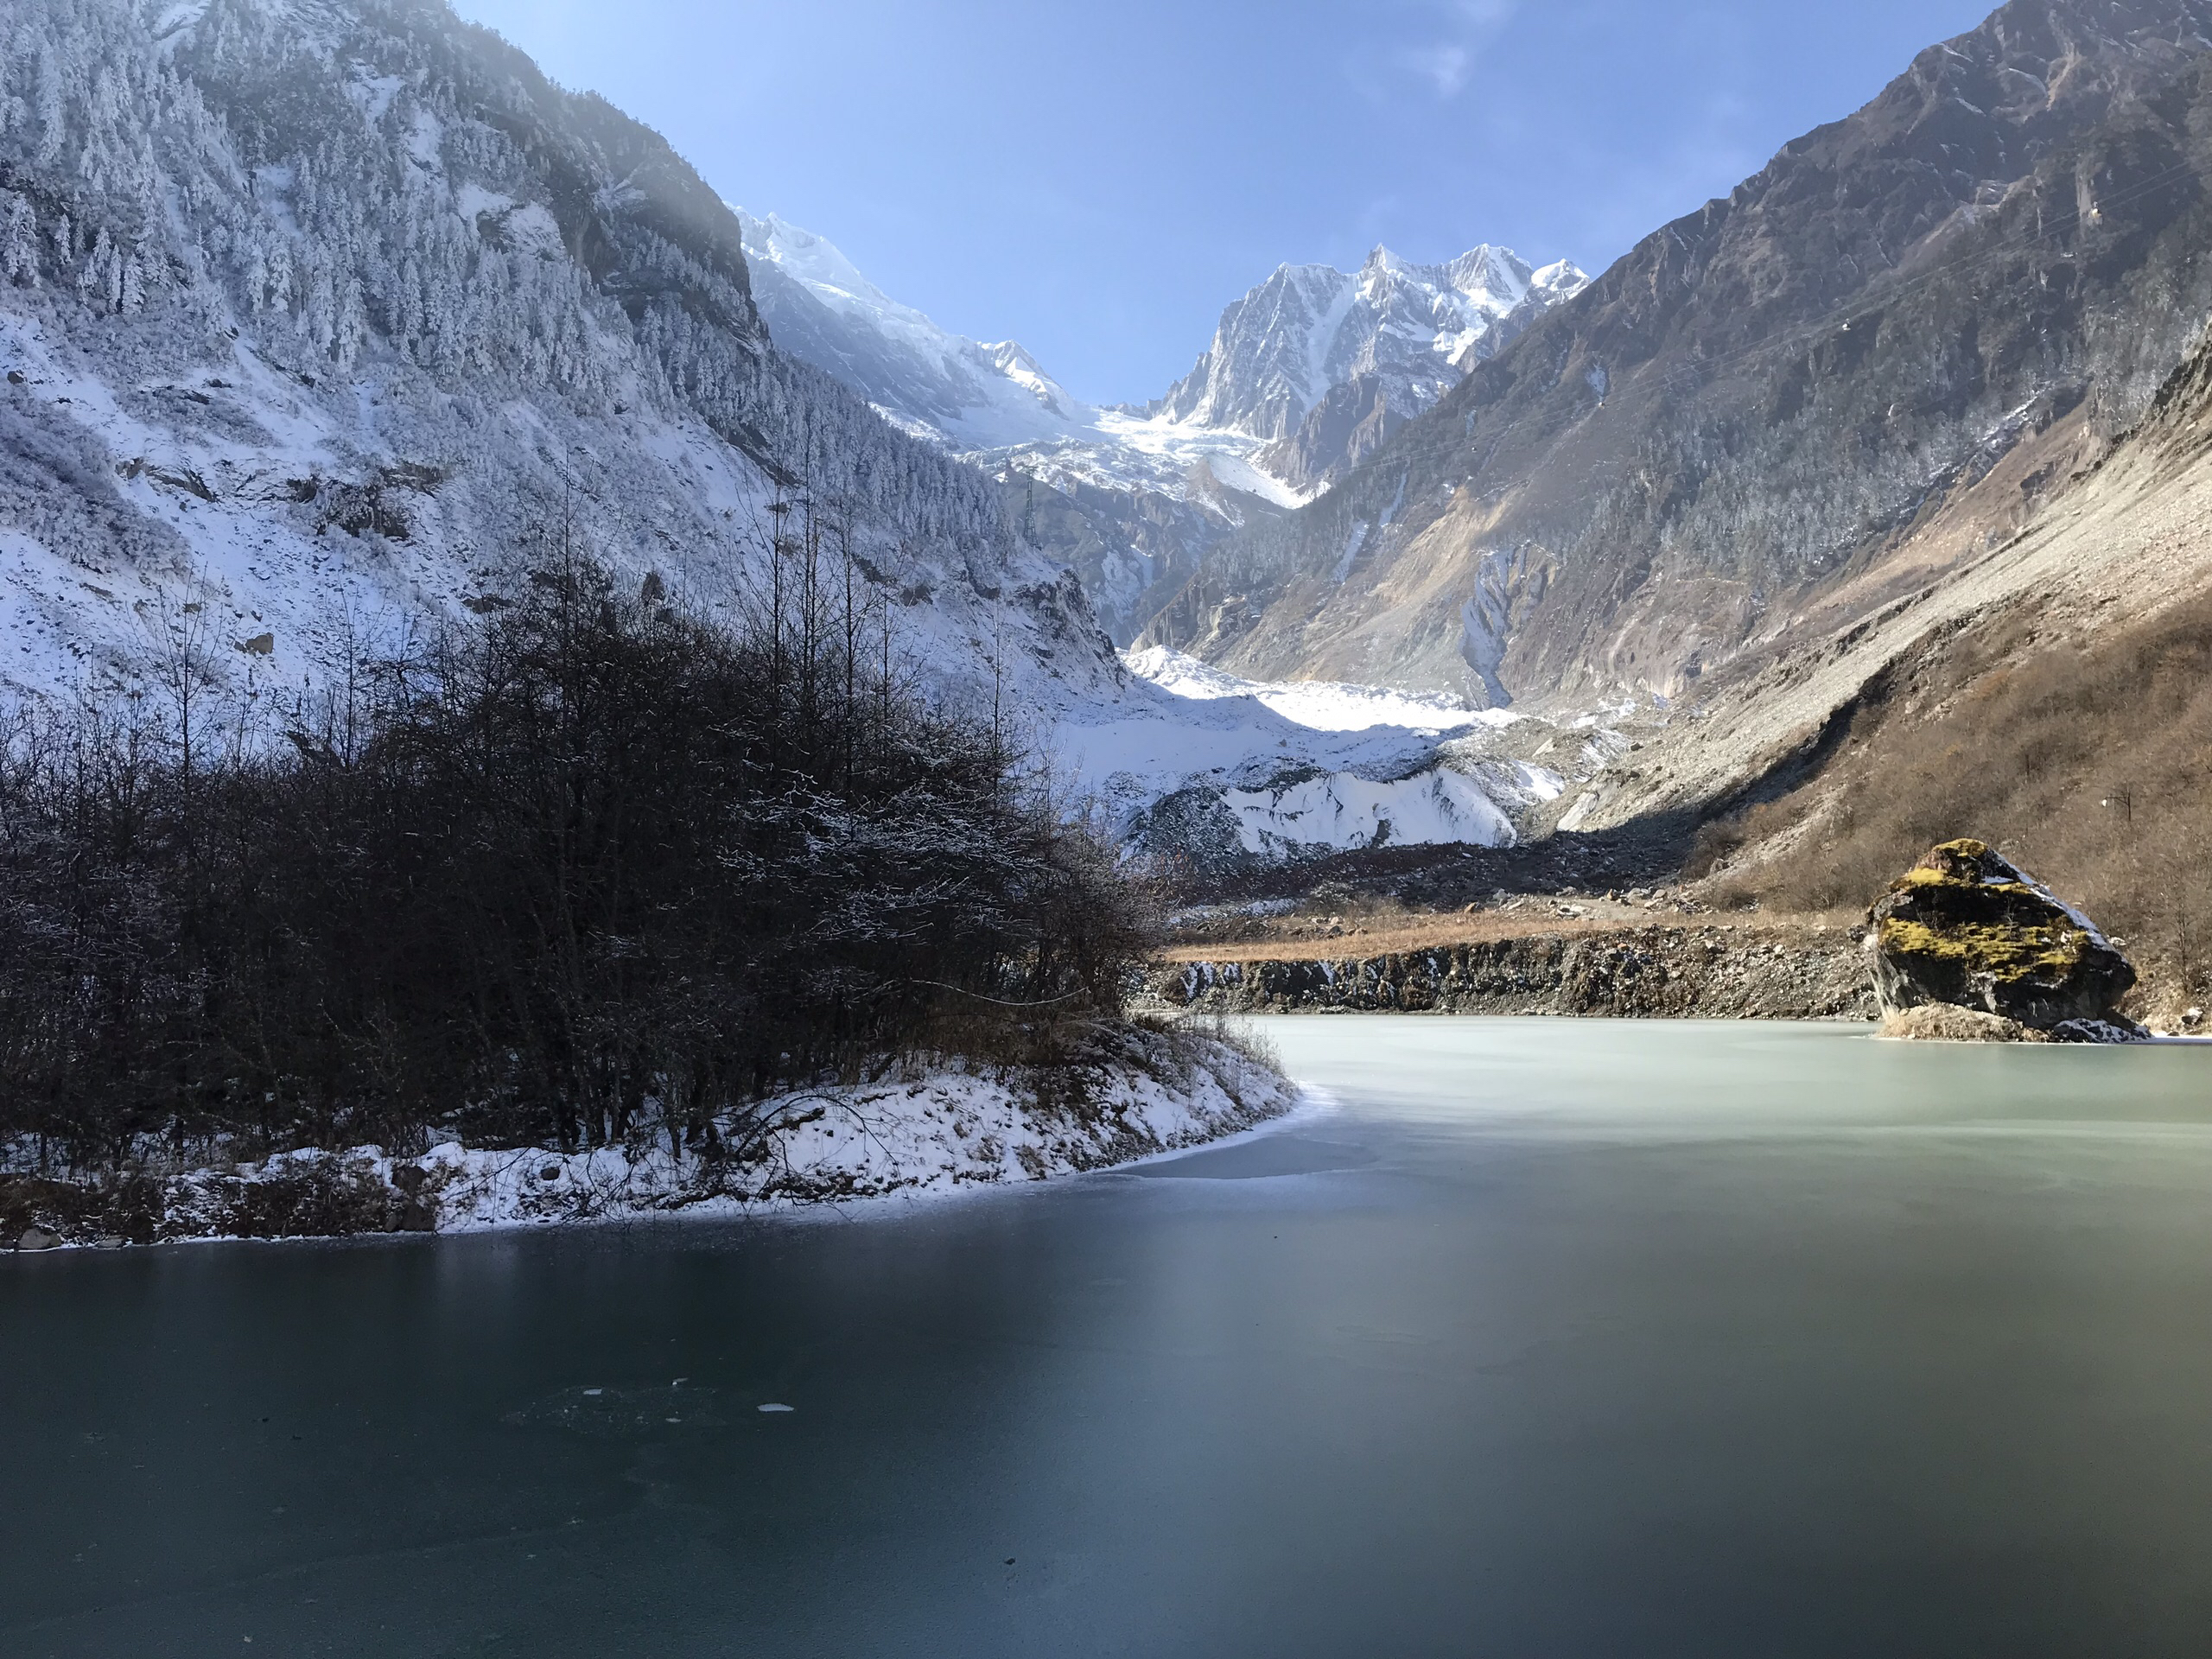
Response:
[5,0,2212,1241]
[743,0,2212,1035]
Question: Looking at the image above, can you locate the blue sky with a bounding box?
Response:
[450,0,1998,406]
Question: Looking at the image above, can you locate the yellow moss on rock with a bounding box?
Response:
[1927,836,1993,862]
[1891,865,2027,893]
[1875,915,2085,983]
[1867,836,2136,1031]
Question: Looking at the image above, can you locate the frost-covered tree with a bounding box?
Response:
[0,0,1116,712]
[0,191,35,280]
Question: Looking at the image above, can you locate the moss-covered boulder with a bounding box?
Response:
[1868,840,2138,1037]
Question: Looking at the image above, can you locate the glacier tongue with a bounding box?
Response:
[1047,648,1569,869]
[1121,645,1517,733]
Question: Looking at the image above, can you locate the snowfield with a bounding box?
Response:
[1049,647,1567,859]
[3,1033,1304,1244]
[1122,645,1518,734]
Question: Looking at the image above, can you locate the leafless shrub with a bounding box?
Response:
[1173,1009,1283,1077]
[0,554,1159,1172]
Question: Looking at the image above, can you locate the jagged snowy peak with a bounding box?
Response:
[735,209,1089,451]
[1525,258,1592,309]
[733,211,1586,640]
[0,0,1118,716]
[734,207,1315,641]
[1154,263,1359,441]
[1154,245,1590,442]
[743,208,1592,650]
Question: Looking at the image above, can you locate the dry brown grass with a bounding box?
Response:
[1699,589,2212,1015]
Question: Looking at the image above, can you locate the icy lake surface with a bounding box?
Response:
[10,1020,2212,1656]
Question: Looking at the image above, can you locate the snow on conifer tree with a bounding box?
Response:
[0,0,1119,712]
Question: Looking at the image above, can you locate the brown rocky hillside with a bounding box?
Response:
[1142,0,2212,714]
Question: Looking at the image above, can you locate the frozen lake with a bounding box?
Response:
[8,1020,2212,1656]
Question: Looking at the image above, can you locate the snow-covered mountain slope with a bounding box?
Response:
[740,216,1585,640]
[734,211,1299,639]
[1156,245,1586,442]
[736,210,1091,453]
[1050,647,1573,868]
[0,0,1115,715]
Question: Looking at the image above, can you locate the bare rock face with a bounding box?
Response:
[1868,841,2139,1039]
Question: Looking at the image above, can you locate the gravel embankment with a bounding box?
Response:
[1147,924,1878,1020]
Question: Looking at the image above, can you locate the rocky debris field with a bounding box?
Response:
[1147,921,1878,1021]
[1166,824,1696,918]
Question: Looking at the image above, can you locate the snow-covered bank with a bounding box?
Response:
[2,1030,1297,1249]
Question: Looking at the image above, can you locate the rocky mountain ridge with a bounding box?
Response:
[734,213,1585,639]
[1142,0,2212,714]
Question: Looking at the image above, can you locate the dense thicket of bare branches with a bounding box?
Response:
[0,558,1154,1172]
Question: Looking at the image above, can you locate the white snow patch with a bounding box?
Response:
[1196,447,1313,510]
[3,1039,1301,1240]
[1332,519,1370,584]
[1041,648,1541,859]
[1223,766,1513,855]
[1122,646,1513,734]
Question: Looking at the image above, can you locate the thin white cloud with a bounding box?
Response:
[1395,0,1518,101]
[1402,41,1473,96]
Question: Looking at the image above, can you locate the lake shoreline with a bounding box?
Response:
[3,1030,1298,1253]
[19,1020,2212,1654]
